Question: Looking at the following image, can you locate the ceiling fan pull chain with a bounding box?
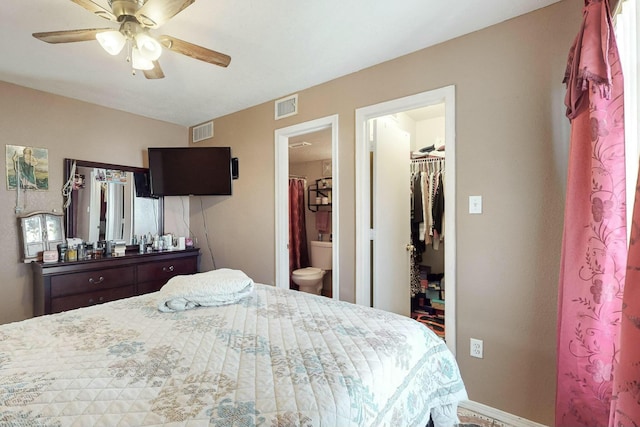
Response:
[126,39,132,64]
[124,39,135,76]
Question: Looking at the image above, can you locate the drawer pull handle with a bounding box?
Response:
[89,297,105,305]
[89,276,105,285]
[163,265,175,272]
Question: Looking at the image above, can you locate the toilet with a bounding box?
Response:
[292,241,332,294]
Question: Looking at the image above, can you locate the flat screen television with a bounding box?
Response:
[148,147,232,196]
[133,171,157,198]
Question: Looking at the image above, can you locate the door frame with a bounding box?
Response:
[355,86,457,355]
[275,115,340,299]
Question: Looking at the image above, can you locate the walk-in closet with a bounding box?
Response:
[410,154,446,339]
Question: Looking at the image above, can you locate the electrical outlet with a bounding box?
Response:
[470,338,483,358]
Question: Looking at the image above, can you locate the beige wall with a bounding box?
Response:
[0,0,581,423]
[0,81,187,323]
[189,1,580,424]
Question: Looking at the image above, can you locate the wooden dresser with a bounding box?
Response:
[32,248,200,316]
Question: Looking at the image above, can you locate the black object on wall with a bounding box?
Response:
[148,147,233,196]
[133,171,157,198]
[231,157,239,179]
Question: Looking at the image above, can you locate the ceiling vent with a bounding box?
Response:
[275,94,298,120]
[192,121,214,143]
[288,141,311,149]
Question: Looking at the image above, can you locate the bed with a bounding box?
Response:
[0,278,467,426]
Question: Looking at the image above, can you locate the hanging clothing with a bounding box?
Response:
[409,159,445,298]
[410,171,425,296]
[410,160,445,249]
[412,173,424,225]
[433,174,444,234]
[555,1,629,426]
[411,172,426,262]
[421,171,432,244]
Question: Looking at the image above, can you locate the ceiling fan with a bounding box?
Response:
[32,0,231,79]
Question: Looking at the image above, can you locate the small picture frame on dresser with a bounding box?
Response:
[18,211,65,263]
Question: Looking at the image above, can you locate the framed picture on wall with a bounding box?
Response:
[6,145,49,191]
[322,159,332,176]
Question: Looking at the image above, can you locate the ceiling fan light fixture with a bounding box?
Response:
[96,30,126,56]
[132,47,154,70]
[135,33,162,61]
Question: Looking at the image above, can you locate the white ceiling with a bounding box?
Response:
[0,0,561,127]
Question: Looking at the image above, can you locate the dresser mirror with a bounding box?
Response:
[64,159,163,246]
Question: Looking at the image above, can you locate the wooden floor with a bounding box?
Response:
[457,402,546,427]
[458,406,505,427]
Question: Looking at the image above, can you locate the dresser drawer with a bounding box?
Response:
[33,249,200,315]
[137,257,197,283]
[51,285,135,313]
[138,279,167,295]
[50,266,135,298]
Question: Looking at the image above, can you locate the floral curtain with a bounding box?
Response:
[289,178,309,286]
[610,185,640,425]
[556,1,630,426]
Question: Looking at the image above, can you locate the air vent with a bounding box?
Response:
[275,94,298,120]
[288,141,311,149]
[192,121,214,143]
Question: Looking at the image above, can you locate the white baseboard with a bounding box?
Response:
[458,400,548,427]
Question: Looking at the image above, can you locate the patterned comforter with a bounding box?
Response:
[0,284,467,426]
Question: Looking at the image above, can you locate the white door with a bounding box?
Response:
[356,86,457,355]
[372,117,411,316]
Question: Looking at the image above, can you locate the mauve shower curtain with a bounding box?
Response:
[289,179,309,286]
[556,1,628,425]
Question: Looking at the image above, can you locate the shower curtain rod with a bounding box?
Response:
[289,174,307,179]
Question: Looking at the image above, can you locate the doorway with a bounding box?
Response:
[354,86,457,355]
[275,115,339,298]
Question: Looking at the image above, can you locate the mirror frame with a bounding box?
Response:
[63,158,164,248]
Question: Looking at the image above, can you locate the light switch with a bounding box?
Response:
[469,195,482,214]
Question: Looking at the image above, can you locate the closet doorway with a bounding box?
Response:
[354,86,457,355]
[275,115,340,299]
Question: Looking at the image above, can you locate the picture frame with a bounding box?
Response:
[18,211,65,262]
[6,145,49,191]
[321,158,332,176]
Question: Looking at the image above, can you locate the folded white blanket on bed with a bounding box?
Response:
[157,268,255,312]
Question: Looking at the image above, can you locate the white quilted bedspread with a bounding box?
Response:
[0,284,466,426]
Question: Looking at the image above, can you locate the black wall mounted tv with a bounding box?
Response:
[148,147,233,196]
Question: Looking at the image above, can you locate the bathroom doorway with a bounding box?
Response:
[275,115,339,299]
[289,128,333,296]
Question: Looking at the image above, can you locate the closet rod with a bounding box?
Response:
[411,157,445,163]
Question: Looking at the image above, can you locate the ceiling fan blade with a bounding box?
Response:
[33,28,112,44]
[135,0,195,28]
[158,35,231,68]
[69,0,117,21]
[144,61,165,79]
